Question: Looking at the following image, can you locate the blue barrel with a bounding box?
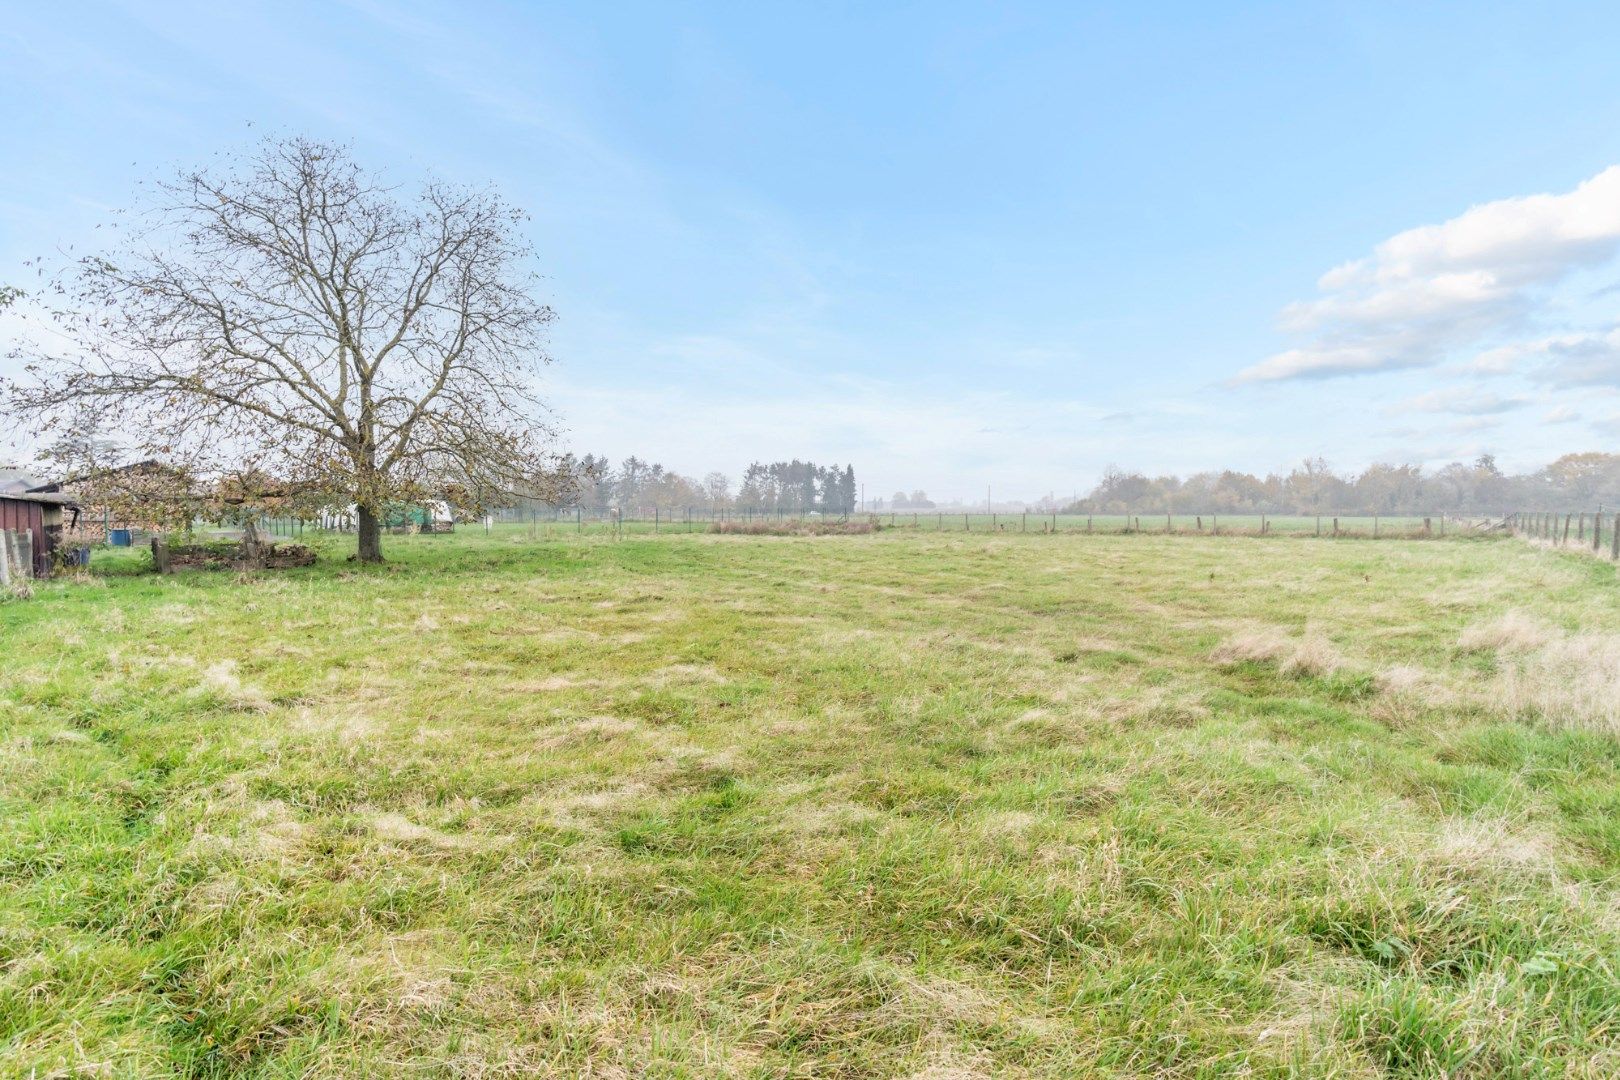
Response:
[109,529,132,547]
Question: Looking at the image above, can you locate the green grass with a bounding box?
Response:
[4,529,1620,1077]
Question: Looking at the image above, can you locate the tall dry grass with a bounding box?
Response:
[1212,627,1344,677]
[1459,614,1620,734]
[1498,634,1620,733]
[1456,612,1555,655]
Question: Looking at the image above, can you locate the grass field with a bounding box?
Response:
[5,530,1620,1077]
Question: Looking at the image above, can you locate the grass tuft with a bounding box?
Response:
[1212,626,1345,677]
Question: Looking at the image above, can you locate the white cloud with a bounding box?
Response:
[1388,387,1526,416]
[1236,166,1620,383]
[1460,326,1620,387]
[1543,404,1582,423]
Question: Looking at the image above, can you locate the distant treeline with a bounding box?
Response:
[1064,454,1620,515]
[541,454,857,514]
[737,461,856,514]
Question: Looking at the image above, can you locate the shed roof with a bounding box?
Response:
[0,491,81,508]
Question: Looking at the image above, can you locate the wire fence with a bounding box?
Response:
[71,506,1620,559]
[267,506,1510,539]
[1511,510,1620,560]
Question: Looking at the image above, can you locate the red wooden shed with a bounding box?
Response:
[0,492,80,578]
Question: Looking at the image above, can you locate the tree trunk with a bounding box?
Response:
[357,504,384,563]
[240,519,266,569]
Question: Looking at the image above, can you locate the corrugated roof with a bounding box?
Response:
[0,491,80,507]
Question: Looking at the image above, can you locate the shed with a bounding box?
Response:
[0,492,81,578]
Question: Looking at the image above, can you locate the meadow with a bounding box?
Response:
[4,528,1620,1077]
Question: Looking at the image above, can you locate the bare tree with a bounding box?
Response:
[4,138,560,562]
[703,471,731,510]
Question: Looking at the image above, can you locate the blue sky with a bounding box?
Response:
[6,1,1620,501]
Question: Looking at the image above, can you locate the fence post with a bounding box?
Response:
[1374,514,1379,538]
[1315,514,1320,537]
[1563,513,1572,545]
[1332,517,1339,537]
[1087,514,1093,534]
[1166,512,1172,533]
[964,513,969,532]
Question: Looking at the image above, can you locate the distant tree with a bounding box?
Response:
[703,471,731,509]
[1354,463,1424,513]
[737,463,770,510]
[799,461,818,512]
[3,138,561,562]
